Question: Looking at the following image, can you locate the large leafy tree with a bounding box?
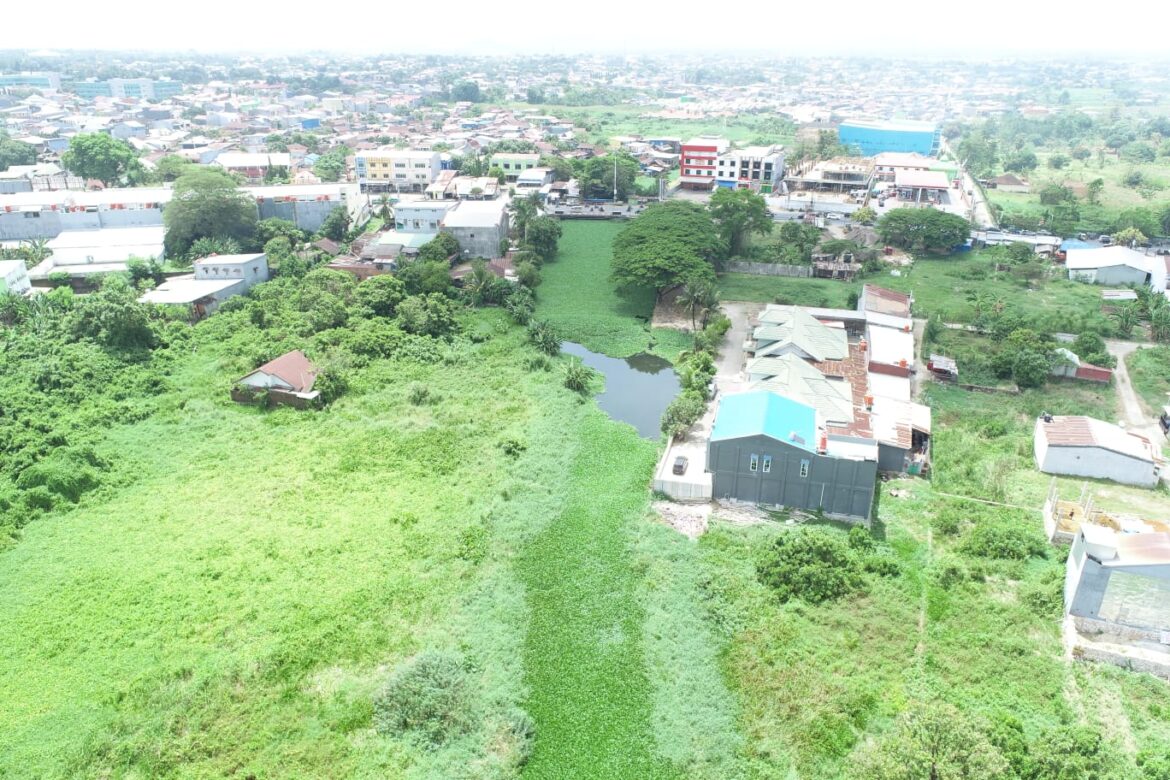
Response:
[163,168,257,259]
[524,216,562,264]
[0,132,36,171]
[709,188,772,257]
[61,133,144,185]
[581,153,639,200]
[877,208,970,252]
[611,201,725,301]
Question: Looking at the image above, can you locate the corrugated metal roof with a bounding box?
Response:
[754,305,848,362]
[711,391,817,450]
[1037,415,1156,463]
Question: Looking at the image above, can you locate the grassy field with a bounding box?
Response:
[1127,345,1170,413]
[720,252,1117,335]
[523,103,795,148]
[986,149,1170,234]
[536,220,693,359]
[0,306,742,778]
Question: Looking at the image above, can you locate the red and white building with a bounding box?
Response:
[679,135,729,190]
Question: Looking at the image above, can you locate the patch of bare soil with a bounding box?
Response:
[651,289,698,332]
[652,501,711,539]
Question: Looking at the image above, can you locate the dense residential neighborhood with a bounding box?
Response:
[3,38,1170,780]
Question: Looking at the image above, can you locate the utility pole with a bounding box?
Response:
[613,155,618,203]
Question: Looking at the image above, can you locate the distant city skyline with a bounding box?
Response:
[7,0,1170,59]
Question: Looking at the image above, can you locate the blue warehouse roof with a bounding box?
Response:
[710,391,818,451]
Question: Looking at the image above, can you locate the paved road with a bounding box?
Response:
[717,301,760,388]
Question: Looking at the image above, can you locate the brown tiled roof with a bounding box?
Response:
[252,350,317,393]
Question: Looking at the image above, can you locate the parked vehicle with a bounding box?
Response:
[672,456,689,475]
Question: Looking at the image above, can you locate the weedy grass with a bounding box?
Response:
[537,220,693,360]
[1127,345,1170,414]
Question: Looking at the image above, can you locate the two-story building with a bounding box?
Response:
[489,153,540,182]
[140,253,269,319]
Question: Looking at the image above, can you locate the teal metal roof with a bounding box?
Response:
[710,391,817,451]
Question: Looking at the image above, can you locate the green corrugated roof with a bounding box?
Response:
[754,306,848,362]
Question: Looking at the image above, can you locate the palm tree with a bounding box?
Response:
[507,192,541,241]
[1113,302,1140,338]
[376,194,393,223]
[679,278,719,330]
[1151,306,1170,342]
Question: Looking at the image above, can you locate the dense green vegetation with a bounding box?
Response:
[4,212,1170,779]
[534,220,691,358]
[719,250,1121,336]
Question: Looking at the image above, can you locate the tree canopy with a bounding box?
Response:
[709,188,773,257]
[581,153,639,201]
[163,168,258,259]
[611,201,725,301]
[61,133,144,185]
[0,132,37,171]
[876,208,971,252]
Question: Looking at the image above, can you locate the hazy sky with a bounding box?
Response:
[8,0,1169,57]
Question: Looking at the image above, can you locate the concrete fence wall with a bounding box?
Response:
[726,262,812,277]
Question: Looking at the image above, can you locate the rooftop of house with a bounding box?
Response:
[874,151,936,168]
[442,199,507,228]
[139,277,242,304]
[1065,245,1153,272]
[861,284,912,318]
[749,353,855,426]
[755,305,849,362]
[244,349,317,393]
[840,118,938,133]
[1037,415,1157,463]
[214,152,292,168]
[894,169,950,190]
[711,390,818,450]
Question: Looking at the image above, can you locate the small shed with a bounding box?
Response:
[926,354,958,382]
[1034,414,1160,488]
[232,350,321,408]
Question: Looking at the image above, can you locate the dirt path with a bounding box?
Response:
[1106,340,1165,447]
[912,318,928,400]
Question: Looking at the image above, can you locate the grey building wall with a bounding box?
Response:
[1039,443,1158,488]
[709,434,876,518]
[0,207,163,240]
[877,442,910,472]
[257,199,337,233]
[0,180,33,194]
[0,211,61,239]
[447,222,506,259]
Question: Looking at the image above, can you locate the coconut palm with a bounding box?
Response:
[1112,302,1140,338]
[679,278,718,330]
[507,192,541,241]
[376,194,393,223]
[1150,306,1170,342]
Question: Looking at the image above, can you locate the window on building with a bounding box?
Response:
[799,459,810,478]
[762,455,772,474]
[23,211,40,219]
[749,454,759,473]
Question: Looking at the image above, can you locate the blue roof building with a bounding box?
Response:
[839,119,940,158]
[707,390,878,519]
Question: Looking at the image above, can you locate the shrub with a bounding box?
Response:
[959,522,1046,560]
[500,437,526,457]
[562,358,593,394]
[1018,564,1066,617]
[407,382,431,406]
[660,391,707,438]
[527,320,561,356]
[756,528,865,604]
[314,367,348,405]
[525,355,551,372]
[1027,725,1127,780]
[929,555,971,590]
[373,650,474,744]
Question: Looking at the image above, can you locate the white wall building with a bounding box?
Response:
[716,145,785,193]
[1034,414,1160,488]
[1066,246,1155,287]
[354,149,442,192]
